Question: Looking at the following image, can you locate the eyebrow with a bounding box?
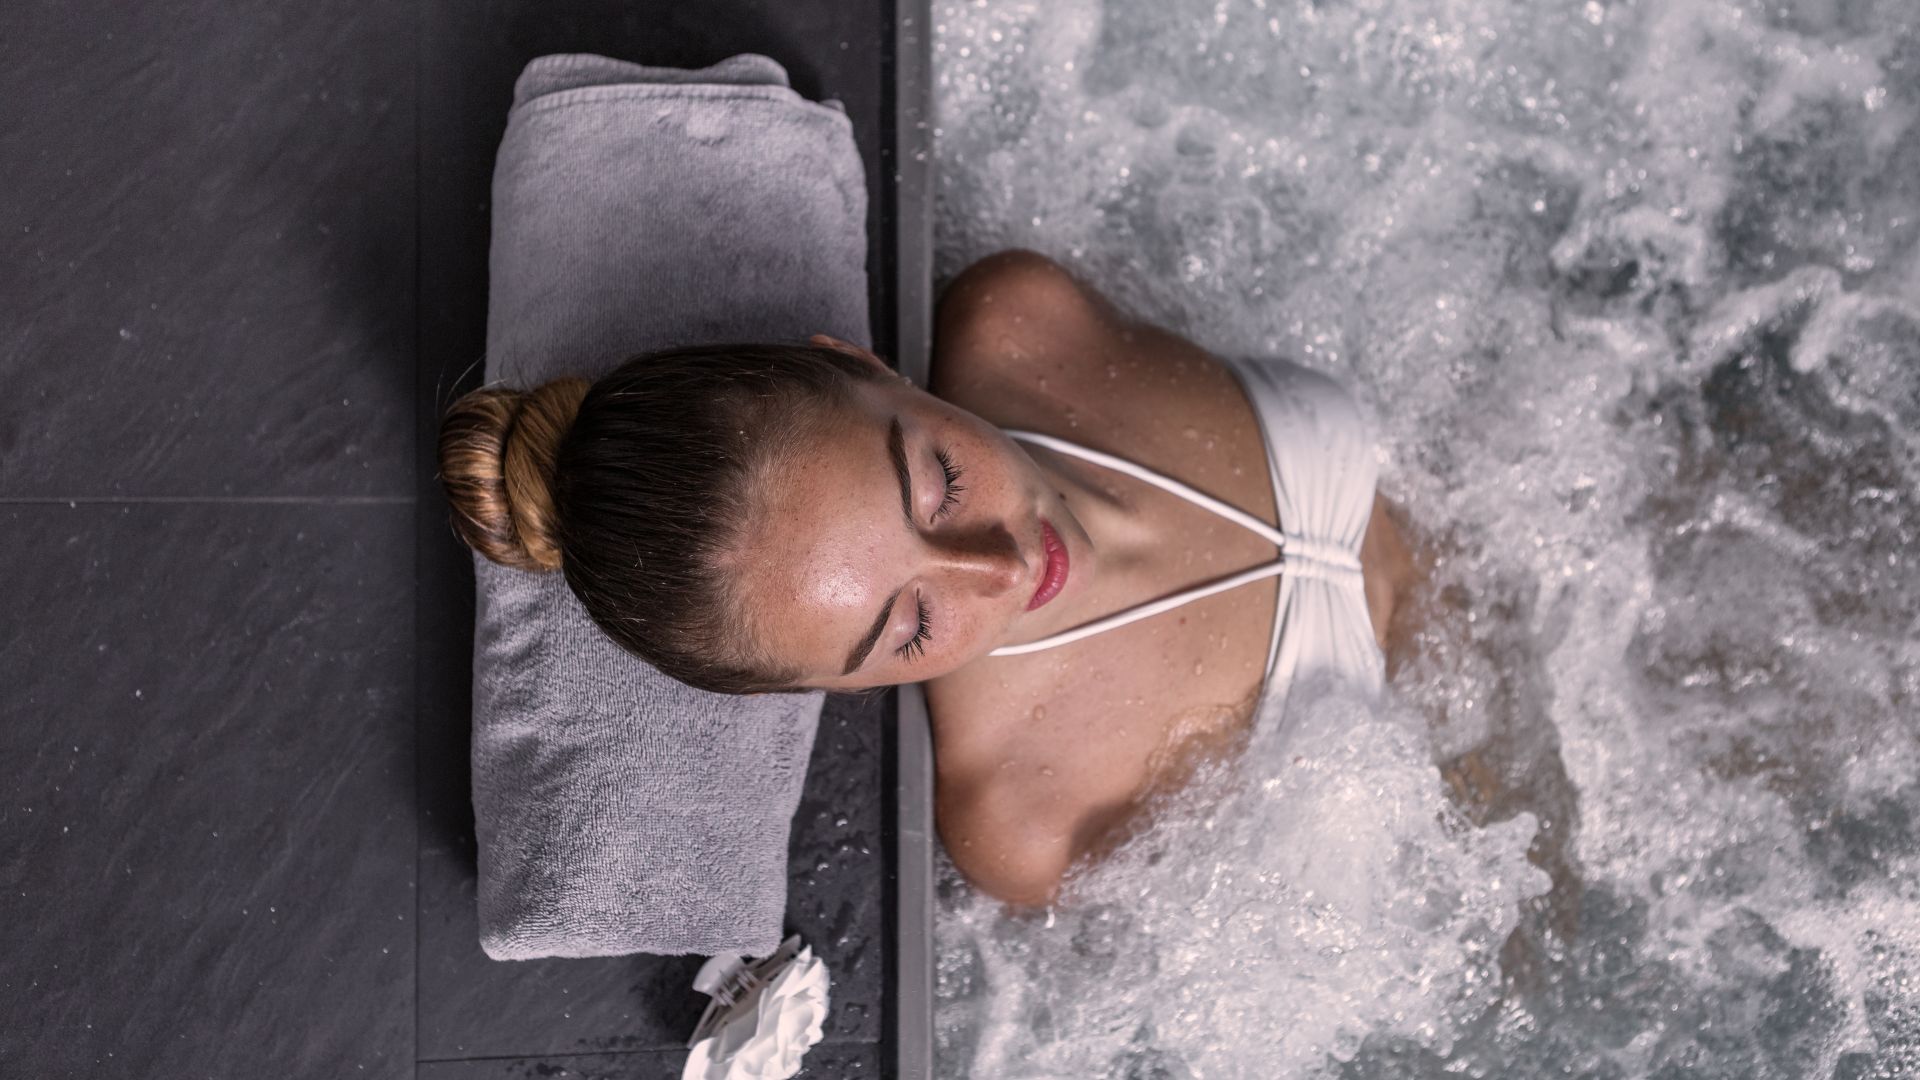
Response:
[842,585,903,677]
[840,417,916,676]
[889,415,914,527]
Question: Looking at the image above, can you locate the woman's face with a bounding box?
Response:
[724,353,1083,691]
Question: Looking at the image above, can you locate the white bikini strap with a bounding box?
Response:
[988,559,1289,656]
[1001,429,1287,546]
[986,428,1360,658]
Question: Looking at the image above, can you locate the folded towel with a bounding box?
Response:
[470,52,871,960]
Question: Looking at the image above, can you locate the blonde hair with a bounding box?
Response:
[437,377,590,572]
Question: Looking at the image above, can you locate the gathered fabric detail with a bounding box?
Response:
[986,356,1387,721]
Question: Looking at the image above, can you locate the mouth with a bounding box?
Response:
[1027,519,1070,611]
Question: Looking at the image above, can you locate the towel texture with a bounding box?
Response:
[471,52,870,960]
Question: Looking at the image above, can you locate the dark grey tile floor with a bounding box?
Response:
[2,1,899,1075]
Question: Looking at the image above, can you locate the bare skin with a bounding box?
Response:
[919,252,1428,908]
[731,250,1428,910]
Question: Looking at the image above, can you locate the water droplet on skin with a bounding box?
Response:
[1106,363,1119,379]
[1183,427,1200,440]
[1031,705,1048,721]
[1040,766,1056,777]
[1038,376,1049,391]
[1231,463,1244,476]
[1194,662,1206,675]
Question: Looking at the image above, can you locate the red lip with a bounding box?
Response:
[1028,520,1069,611]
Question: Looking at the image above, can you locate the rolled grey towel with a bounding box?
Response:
[470,52,870,960]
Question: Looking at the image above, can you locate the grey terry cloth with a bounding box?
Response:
[470,52,870,960]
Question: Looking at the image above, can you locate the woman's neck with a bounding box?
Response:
[1024,440,1178,632]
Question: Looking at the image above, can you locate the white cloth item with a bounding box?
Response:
[987,355,1386,721]
[683,936,831,1080]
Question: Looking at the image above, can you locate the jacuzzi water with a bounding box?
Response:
[928,1,1920,1076]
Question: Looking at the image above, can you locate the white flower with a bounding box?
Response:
[683,937,831,1080]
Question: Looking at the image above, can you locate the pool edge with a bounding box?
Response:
[892,0,936,1075]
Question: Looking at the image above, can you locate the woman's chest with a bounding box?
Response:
[928,339,1288,816]
[927,520,1280,821]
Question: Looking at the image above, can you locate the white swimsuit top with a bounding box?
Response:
[986,355,1387,718]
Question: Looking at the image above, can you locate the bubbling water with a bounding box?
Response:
[938,679,1549,1078]
[932,0,1920,1076]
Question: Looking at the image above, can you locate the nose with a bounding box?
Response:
[924,519,1028,599]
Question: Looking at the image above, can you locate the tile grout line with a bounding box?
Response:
[412,0,425,1070]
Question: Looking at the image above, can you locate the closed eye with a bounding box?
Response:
[896,593,932,662]
[933,447,966,520]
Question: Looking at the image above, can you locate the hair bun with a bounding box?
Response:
[438,377,591,571]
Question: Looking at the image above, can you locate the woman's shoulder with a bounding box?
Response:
[928,251,1253,448]
[926,667,1169,904]
[928,248,1118,418]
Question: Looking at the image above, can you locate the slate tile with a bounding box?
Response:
[0,502,414,1077]
[0,0,415,497]
[786,689,891,1045]
[415,835,710,1059]
[417,1041,881,1080]
[416,483,479,871]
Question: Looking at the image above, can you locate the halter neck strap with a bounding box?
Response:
[986,428,1361,658]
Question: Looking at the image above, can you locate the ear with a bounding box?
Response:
[809,333,893,376]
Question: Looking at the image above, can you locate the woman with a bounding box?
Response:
[439,249,1427,909]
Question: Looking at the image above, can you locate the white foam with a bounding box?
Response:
[938,681,1548,1078]
[934,0,1920,1074]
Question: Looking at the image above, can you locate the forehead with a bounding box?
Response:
[728,380,909,678]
